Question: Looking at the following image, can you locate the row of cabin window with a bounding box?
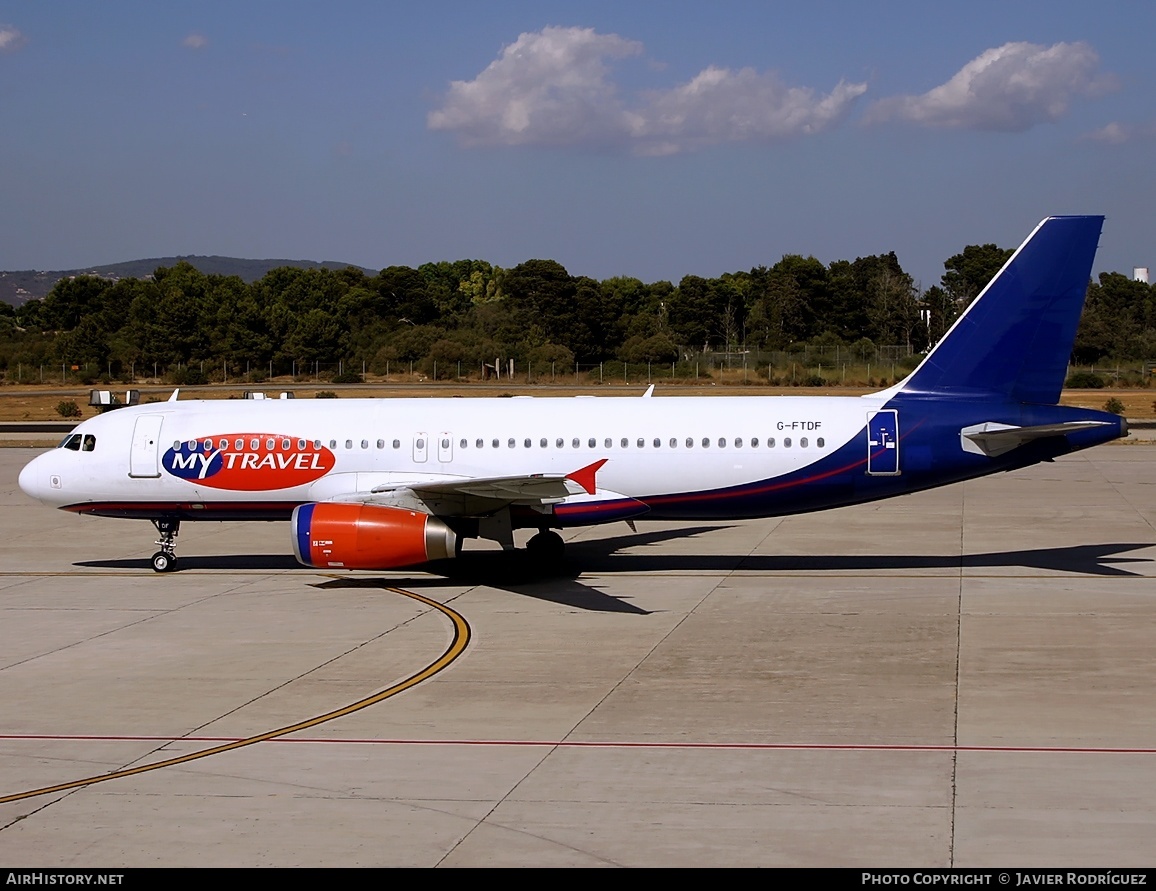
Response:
[176,435,828,452]
[347,435,825,450]
[178,437,322,451]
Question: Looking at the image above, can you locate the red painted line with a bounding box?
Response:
[2,734,1153,754]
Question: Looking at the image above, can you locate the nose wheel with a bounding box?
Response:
[151,519,181,572]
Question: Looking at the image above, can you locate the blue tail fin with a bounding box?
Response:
[898,215,1103,404]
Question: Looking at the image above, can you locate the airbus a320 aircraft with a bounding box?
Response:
[19,216,1127,573]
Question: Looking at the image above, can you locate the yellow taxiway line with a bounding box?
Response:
[0,586,470,805]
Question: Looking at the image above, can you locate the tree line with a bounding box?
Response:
[1,241,1152,383]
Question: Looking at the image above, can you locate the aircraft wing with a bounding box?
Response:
[351,459,609,517]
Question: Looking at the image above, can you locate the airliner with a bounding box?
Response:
[18,216,1127,573]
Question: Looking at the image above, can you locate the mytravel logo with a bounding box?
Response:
[162,433,335,491]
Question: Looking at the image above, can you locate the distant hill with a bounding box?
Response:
[0,255,376,306]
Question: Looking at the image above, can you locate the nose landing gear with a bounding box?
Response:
[151,519,181,572]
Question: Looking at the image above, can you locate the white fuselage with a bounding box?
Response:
[20,394,884,520]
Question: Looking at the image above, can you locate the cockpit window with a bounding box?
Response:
[56,432,95,452]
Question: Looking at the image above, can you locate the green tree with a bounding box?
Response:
[942,243,1013,313]
[619,333,678,363]
[39,275,111,331]
[501,259,585,355]
[747,256,825,349]
[667,274,747,352]
[920,285,954,345]
[282,308,346,364]
[376,266,437,324]
[867,266,925,351]
[1074,272,1155,363]
[53,315,109,368]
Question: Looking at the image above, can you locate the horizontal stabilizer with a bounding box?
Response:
[960,420,1111,457]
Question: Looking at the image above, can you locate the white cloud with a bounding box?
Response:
[182,32,208,50]
[0,24,27,53]
[428,26,643,149]
[866,41,1116,131]
[1082,121,1156,144]
[634,67,867,156]
[1084,122,1130,144]
[428,26,866,154]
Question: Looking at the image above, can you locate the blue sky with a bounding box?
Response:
[1,1,1153,289]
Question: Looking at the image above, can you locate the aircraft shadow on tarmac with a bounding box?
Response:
[77,527,1153,615]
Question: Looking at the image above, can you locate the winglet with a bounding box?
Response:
[566,458,608,495]
[642,384,655,398]
[168,389,180,402]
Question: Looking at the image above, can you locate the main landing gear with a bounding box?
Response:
[151,519,181,573]
[526,529,565,565]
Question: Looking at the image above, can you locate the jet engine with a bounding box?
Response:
[291,502,457,569]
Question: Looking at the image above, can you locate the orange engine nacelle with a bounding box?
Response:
[291,502,458,569]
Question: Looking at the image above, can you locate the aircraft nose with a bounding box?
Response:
[18,452,57,505]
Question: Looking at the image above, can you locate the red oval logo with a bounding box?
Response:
[162,433,335,491]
